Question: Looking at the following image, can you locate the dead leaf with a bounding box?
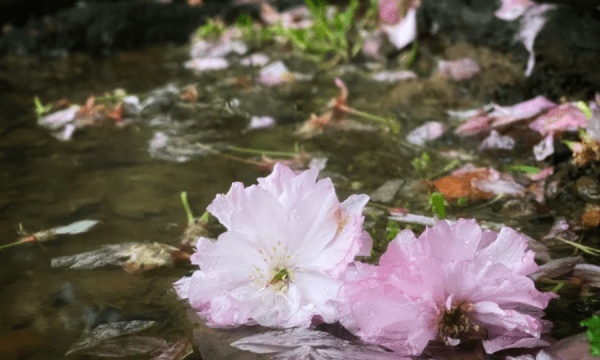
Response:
[66,320,156,355]
[51,242,182,273]
[581,205,600,228]
[73,336,168,357]
[152,339,193,360]
[231,328,407,360]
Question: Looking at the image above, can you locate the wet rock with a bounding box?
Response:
[369,179,404,203]
[418,0,600,99]
[0,1,262,57]
[499,198,536,218]
[576,176,600,201]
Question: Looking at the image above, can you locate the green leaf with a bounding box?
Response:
[430,192,446,219]
[578,101,593,119]
[34,96,53,117]
[386,220,401,242]
[505,165,541,174]
[581,315,600,356]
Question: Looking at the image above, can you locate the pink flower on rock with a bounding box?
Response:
[338,219,555,356]
[174,163,372,328]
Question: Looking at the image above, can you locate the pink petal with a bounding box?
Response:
[495,0,536,21]
[382,7,417,49]
[533,134,554,161]
[478,130,515,150]
[370,70,417,82]
[529,103,588,135]
[406,121,447,145]
[379,0,400,24]
[184,58,229,72]
[248,116,276,129]
[438,58,481,81]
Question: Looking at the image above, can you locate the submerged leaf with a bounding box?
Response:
[75,336,168,357]
[66,320,156,355]
[152,339,193,360]
[51,242,181,273]
[231,328,405,360]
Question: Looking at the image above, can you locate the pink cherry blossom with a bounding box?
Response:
[174,163,372,328]
[338,219,555,356]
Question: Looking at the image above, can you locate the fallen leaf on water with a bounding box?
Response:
[66,320,156,355]
[72,336,168,357]
[151,338,193,360]
[431,164,524,202]
[231,328,407,360]
[51,242,184,273]
[581,204,600,228]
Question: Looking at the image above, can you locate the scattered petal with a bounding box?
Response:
[382,6,417,49]
[148,131,211,163]
[184,58,229,72]
[495,0,536,21]
[240,53,270,67]
[388,212,437,227]
[533,134,554,161]
[455,96,557,136]
[38,107,78,131]
[52,220,101,235]
[478,130,515,150]
[248,116,276,130]
[406,121,447,145]
[515,4,556,76]
[258,61,296,86]
[370,70,417,82]
[529,103,588,135]
[438,58,481,81]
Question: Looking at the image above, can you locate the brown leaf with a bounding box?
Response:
[431,169,494,202]
[76,336,168,357]
[152,339,193,360]
[581,204,600,228]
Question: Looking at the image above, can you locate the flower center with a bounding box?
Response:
[267,266,294,293]
[438,302,486,346]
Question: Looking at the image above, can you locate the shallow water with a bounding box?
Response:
[0,38,597,360]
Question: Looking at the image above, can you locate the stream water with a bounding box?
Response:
[0,31,598,360]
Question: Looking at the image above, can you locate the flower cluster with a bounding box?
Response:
[175,164,555,356]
